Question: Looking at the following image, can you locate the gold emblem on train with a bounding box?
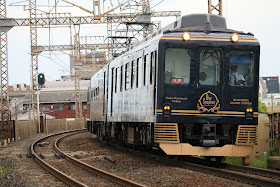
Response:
[197,91,220,113]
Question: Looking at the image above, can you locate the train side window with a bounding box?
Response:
[165,48,191,84]
[131,61,135,88]
[111,67,114,93]
[229,50,255,87]
[125,63,130,90]
[136,57,141,88]
[115,68,118,93]
[150,52,153,85]
[143,54,147,86]
[120,65,123,92]
[199,50,220,85]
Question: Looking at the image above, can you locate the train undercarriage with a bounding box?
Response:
[87,121,257,159]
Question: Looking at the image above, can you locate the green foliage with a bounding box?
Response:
[225,157,243,165]
[258,101,268,113]
[0,166,7,175]
[268,140,279,156]
[249,155,267,169]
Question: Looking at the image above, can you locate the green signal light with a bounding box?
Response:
[38,73,45,85]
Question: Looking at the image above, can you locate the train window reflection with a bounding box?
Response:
[199,50,220,85]
[229,50,254,87]
[165,48,191,84]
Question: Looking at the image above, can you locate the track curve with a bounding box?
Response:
[30,129,145,187]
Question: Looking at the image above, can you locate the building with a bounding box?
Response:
[261,96,280,107]
[259,77,280,107]
[262,76,279,94]
[9,79,91,119]
[259,77,267,100]
[22,91,88,119]
[70,52,106,79]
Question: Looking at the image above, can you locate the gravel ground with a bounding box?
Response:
[0,131,252,186]
[60,132,252,187]
[0,133,66,187]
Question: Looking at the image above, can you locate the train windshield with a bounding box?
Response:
[165,48,191,84]
[199,50,221,85]
[229,50,255,86]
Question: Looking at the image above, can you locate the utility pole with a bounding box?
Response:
[0,0,14,140]
[271,92,274,113]
[73,24,82,118]
[208,0,223,16]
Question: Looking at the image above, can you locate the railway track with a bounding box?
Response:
[30,129,145,187]
[103,141,280,187]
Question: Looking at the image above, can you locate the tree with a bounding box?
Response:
[258,101,268,113]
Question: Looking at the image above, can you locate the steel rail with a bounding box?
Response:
[162,158,280,186]
[157,156,280,186]
[54,132,145,187]
[30,129,88,187]
[101,141,280,187]
[225,163,280,180]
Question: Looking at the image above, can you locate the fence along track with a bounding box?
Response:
[30,129,145,187]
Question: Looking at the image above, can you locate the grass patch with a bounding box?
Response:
[225,157,243,165]
[249,156,267,169]
[0,166,7,175]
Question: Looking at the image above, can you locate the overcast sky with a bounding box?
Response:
[6,0,280,85]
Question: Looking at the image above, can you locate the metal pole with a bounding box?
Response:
[14,100,17,121]
[37,89,40,133]
[219,0,223,16]
[271,92,274,113]
[0,0,14,140]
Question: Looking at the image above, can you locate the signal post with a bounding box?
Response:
[37,73,45,133]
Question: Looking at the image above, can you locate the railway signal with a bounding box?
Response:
[38,73,45,86]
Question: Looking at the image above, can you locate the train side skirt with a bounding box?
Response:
[159,143,253,157]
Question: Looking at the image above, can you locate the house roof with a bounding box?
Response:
[23,91,87,104]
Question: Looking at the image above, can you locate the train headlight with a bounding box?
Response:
[182,32,191,42]
[245,107,253,119]
[231,33,239,43]
[163,104,171,118]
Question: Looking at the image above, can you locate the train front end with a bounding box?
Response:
[155,14,259,157]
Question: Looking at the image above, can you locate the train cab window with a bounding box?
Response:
[165,48,191,84]
[199,50,220,85]
[229,50,255,87]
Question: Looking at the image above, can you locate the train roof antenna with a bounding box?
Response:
[204,15,214,33]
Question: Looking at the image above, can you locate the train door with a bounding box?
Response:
[196,48,224,117]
